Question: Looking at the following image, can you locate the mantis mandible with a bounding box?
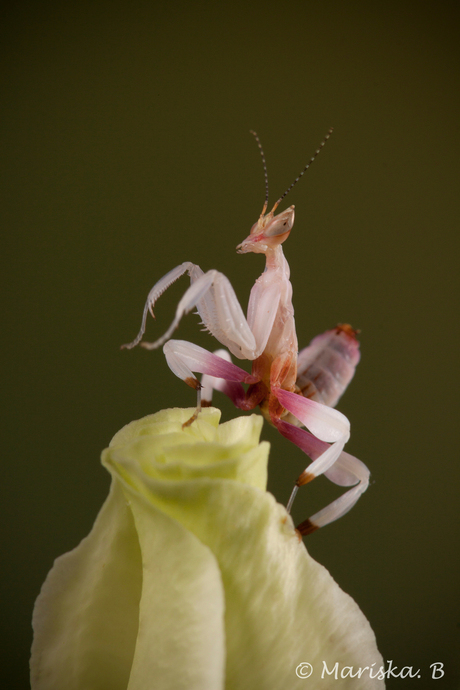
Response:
[123,130,369,535]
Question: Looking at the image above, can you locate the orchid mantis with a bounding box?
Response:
[123,131,369,535]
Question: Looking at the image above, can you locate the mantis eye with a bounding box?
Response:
[264,208,295,238]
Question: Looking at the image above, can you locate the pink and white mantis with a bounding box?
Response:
[123,131,369,535]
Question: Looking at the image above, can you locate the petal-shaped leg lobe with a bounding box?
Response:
[164,340,258,385]
[274,388,350,443]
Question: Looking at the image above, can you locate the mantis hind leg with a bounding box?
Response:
[274,417,369,534]
[271,387,368,534]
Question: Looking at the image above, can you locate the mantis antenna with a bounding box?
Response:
[250,130,270,217]
[271,127,333,214]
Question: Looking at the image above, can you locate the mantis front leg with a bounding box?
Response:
[122,262,197,350]
[123,262,281,360]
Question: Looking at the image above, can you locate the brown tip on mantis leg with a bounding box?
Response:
[296,519,320,537]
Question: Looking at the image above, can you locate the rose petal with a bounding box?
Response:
[30,481,142,690]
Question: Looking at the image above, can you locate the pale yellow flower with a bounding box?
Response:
[31,407,384,689]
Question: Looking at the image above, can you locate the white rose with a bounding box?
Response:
[31,407,384,689]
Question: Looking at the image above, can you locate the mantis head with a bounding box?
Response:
[237,205,295,255]
[238,128,332,256]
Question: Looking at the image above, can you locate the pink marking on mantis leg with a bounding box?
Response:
[276,419,342,481]
[201,350,265,410]
[274,417,344,487]
[275,418,365,487]
[274,387,350,444]
[275,417,369,530]
[162,340,262,428]
[163,340,260,385]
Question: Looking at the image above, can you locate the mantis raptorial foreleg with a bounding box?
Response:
[122,262,197,350]
[124,263,281,360]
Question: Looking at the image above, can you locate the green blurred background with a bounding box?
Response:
[2,1,459,687]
